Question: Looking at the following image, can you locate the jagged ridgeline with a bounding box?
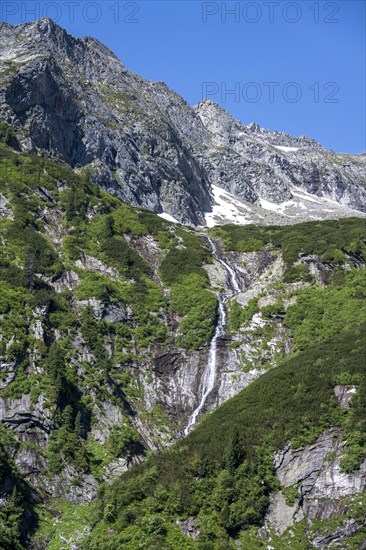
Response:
[1,17,366,227]
[0,124,366,548]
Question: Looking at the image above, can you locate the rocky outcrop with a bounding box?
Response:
[274,428,366,498]
[0,193,12,219]
[0,358,17,389]
[312,519,366,548]
[0,393,54,446]
[1,19,365,226]
[334,385,357,409]
[263,428,366,546]
[51,270,80,293]
[176,517,200,540]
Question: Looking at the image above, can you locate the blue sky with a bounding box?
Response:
[3,1,365,153]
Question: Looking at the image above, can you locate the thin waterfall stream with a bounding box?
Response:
[184,237,241,435]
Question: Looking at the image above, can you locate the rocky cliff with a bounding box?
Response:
[1,18,366,226]
[263,427,366,547]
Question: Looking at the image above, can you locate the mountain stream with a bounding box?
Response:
[184,237,241,435]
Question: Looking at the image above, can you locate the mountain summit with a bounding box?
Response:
[1,18,365,224]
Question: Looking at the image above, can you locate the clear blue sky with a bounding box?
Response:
[3,1,365,153]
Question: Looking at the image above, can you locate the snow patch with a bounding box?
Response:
[158,212,179,224]
[259,198,294,214]
[291,189,320,203]
[205,185,254,227]
[273,145,299,153]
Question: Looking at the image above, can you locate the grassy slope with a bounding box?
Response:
[0,128,365,547]
[79,324,366,549]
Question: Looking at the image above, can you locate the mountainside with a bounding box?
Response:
[1,18,366,226]
[80,326,366,549]
[1,17,366,550]
[0,131,365,548]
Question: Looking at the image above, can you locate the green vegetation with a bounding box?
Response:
[79,325,366,548]
[1,136,366,548]
[170,273,217,349]
[159,229,211,285]
[0,425,37,548]
[212,218,366,281]
[32,499,95,550]
[284,268,366,352]
[229,267,366,355]
[160,230,217,349]
[228,297,259,332]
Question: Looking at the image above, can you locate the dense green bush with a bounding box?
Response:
[101,236,150,279]
[107,425,144,462]
[169,272,217,349]
[228,297,259,332]
[212,218,366,281]
[284,267,366,352]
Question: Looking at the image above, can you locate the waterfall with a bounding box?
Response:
[208,236,240,294]
[184,237,240,435]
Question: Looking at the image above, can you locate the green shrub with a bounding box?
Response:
[212,218,366,282]
[170,274,217,349]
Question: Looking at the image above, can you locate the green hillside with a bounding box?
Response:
[0,131,365,549]
[78,324,366,549]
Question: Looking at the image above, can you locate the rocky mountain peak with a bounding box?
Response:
[0,18,365,225]
[194,98,244,136]
[2,17,75,54]
[246,121,261,132]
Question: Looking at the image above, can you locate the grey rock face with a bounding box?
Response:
[0,393,54,447]
[1,19,365,225]
[176,517,200,540]
[194,99,366,215]
[265,491,303,535]
[0,18,211,225]
[312,519,366,548]
[264,428,366,546]
[333,384,357,409]
[275,428,366,499]
[51,270,81,293]
[0,358,17,389]
[0,193,12,218]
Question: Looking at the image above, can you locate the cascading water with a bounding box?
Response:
[184,237,240,435]
[209,237,240,295]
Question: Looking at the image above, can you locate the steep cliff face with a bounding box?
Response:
[262,427,366,547]
[0,18,212,225]
[1,18,366,226]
